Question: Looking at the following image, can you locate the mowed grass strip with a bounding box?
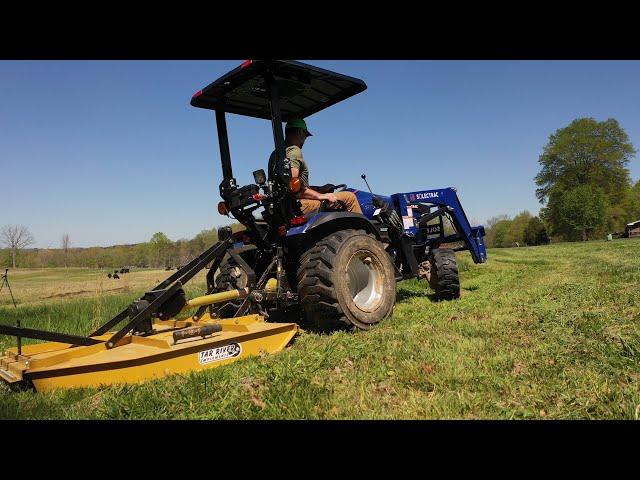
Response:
[1,240,639,419]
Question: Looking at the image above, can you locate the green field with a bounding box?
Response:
[1,239,639,419]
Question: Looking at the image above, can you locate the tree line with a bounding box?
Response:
[484,212,549,248]
[0,225,244,269]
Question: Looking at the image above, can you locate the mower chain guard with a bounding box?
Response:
[128,288,187,334]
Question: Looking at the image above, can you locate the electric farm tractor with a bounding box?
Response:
[0,60,487,391]
[191,60,487,331]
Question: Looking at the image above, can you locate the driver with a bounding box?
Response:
[270,118,363,215]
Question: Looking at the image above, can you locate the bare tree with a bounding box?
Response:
[61,233,71,267]
[0,225,35,268]
[486,214,511,230]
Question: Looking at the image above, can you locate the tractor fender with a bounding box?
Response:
[286,212,382,241]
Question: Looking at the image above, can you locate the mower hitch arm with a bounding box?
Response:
[0,324,103,346]
[90,238,232,337]
[105,239,233,348]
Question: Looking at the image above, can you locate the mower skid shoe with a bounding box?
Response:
[0,354,23,384]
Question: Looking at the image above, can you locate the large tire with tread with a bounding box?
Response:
[427,248,460,300]
[297,229,396,331]
[212,256,249,317]
[215,256,250,291]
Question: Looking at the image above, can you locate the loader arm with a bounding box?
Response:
[395,187,487,264]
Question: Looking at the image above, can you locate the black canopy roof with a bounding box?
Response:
[190,60,367,121]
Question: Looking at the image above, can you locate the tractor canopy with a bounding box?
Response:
[190,60,367,121]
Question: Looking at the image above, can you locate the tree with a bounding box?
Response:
[484,215,510,247]
[61,233,71,267]
[484,212,535,247]
[556,185,607,241]
[535,118,635,203]
[133,243,150,268]
[535,118,635,239]
[177,240,192,267]
[628,179,640,222]
[149,232,172,267]
[491,220,513,248]
[192,228,218,254]
[504,211,533,246]
[524,216,549,245]
[0,225,35,268]
[486,214,511,230]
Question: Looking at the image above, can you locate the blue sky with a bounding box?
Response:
[1,60,639,248]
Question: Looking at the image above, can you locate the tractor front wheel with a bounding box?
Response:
[426,248,460,300]
[211,256,250,318]
[297,229,396,331]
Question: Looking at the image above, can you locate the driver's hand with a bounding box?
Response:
[323,193,338,203]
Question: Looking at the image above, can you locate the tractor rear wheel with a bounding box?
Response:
[297,229,396,331]
[426,248,460,300]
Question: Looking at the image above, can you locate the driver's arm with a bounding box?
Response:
[291,167,337,202]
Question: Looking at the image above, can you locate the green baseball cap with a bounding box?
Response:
[285,118,313,136]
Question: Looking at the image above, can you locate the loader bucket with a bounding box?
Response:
[0,314,297,392]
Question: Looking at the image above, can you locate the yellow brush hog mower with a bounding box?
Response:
[0,240,297,392]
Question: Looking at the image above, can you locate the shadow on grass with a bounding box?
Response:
[3,377,36,393]
[396,288,436,302]
[397,285,479,301]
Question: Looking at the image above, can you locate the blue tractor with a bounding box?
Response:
[191,60,487,331]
